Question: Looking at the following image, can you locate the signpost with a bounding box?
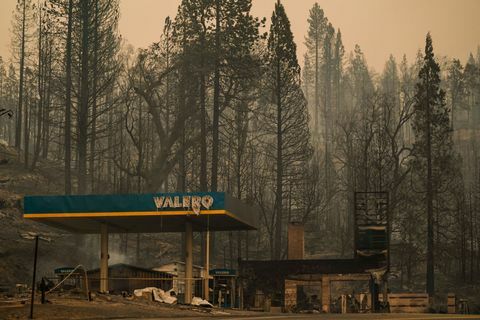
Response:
[29,236,39,319]
[354,192,389,313]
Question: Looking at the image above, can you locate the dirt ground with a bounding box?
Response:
[3,302,480,320]
[0,295,258,319]
[2,295,480,320]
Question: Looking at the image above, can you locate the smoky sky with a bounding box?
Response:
[0,0,479,72]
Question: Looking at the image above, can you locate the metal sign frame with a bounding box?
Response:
[353,192,389,270]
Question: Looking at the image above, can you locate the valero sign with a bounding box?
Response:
[24,192,226,217]
[23,192,259,231]
[153,195,214,215]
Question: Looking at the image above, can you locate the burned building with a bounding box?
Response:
[240,257,380,312]
[87,263,174,294]
[239,192,389,313]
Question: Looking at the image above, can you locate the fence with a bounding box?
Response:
[388,293,429,313]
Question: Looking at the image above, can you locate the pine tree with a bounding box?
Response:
[65,0,73,194]
[447,59,465,131]
[305,3,326,140]
[412,33,452,296]
[381,55,400,99]
[332,28,344,119]
[77,0,90,194]
[263,1,311,259]
[464,54,480,129]
[0,57,9,138]
[11,0,35,151]
[31,1,55,169]
[346,44,374,109]
[6,64,17,145]
[69,0,120,194]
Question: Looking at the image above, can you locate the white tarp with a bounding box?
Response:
[133,287,177,304]
[191,296,213,308]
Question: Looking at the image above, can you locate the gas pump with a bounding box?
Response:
[210,268,237,308]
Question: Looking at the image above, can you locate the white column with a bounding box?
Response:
[185,220,193,304]
[203,230,210,301]
[100,224,109,293]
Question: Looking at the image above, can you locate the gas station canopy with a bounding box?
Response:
[24,192,259,233]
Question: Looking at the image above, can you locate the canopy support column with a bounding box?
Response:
[100,223,109,293]
[203,230,210,301]
[185,220,193,304]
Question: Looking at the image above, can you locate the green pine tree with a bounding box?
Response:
[263,1,312,259]
[412,33,454,296]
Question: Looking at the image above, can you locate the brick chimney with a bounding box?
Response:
[287,222,304,260]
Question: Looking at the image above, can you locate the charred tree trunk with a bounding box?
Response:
[78,0,90,194]
[426,88,434,295]
[89,1,99,193]
[31,7,44,170]
[42,48,52,159]
[274,43,283,260]
[211,0,221,193]
[15,0,27,151]
[23,74,29,168]
[64,0,73,195]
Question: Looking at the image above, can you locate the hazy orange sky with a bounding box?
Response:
[1,0,479,72]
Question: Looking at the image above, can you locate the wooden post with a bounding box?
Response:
[447,293,456,314]
[231,277,235,308]
[321,275,330,313]
[185,220,193,304]
[341,294,347,313]
[213,277,216,305]
[239,282,243,310]
[100,224,109,293]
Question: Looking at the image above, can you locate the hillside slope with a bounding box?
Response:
[0,142,181,289]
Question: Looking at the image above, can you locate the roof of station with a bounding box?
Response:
[24,192,258,234]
